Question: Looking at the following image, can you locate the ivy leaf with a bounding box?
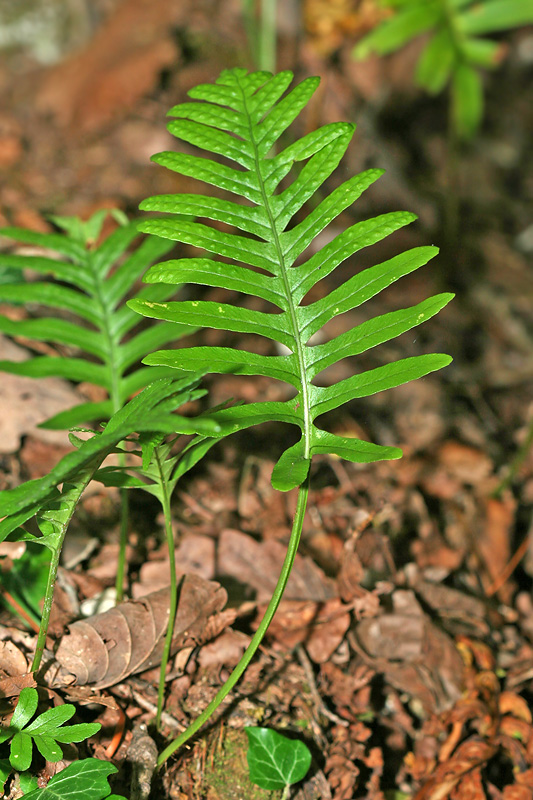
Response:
[20,759,119,800]
[245,727,312,791]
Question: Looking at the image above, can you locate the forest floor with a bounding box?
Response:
[1,1,533,798]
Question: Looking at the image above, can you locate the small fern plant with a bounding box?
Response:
[353,0,533,140]
[0,210,193,598]
[129,66,454,764]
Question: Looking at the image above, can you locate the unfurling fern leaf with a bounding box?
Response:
[0,209,191,430]
[130,67,453,493]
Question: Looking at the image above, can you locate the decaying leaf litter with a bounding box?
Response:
[1,0,533,798]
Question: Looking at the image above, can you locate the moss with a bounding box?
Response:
[200,727,282,800]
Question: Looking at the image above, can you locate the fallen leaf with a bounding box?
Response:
[0,336,81,454]
[55,574,228,688]
[218,528,335,603]
[353,590,465,712]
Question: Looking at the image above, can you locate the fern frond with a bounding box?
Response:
[354,0,533,138]
[0,377,219,540]
[0,213,192,429]
[130,68,453,491]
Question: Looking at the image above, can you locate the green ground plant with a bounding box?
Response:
[0,210,191,600]
[0,66,453,791]
[354,0,533,140]
[130,66,453,764]
[0,687,100,774]
[0,687,125,799]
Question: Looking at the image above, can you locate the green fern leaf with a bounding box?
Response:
[0,213,192,429]
[130,68,453,492]
[0,377,219,540]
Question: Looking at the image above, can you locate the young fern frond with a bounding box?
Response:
[0,210,191,430]
[130,68,453,492]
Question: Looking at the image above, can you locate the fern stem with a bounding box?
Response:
[32,544,62,673]
[32,472,94,672]
[86,249,131,602]
[155,450,178,730]
[156,475,310,766]
[259,0,277,73]
[115,478,129,603]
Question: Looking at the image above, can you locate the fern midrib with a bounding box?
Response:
[86,250,123,414]
[240,80,312,459]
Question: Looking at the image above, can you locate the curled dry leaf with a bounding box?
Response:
[55,574,228,689]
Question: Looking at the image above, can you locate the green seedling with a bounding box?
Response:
[2,757,125,800]
[0,687,100,774]
[354,0,533,140]
[246,727,312,799]
[0,210,191,600]
[129,66,453,763]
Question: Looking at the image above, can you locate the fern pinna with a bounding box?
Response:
[0,210,190,430]
[130,67,453,493]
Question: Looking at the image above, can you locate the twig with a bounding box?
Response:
[1,589,40,633]
[296,646,348,728]
[111,683,185,732]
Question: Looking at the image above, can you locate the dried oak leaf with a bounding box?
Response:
[218,528,335,602]
[55,574,228,689]
[353,590,465,713]
[414,740,497,800]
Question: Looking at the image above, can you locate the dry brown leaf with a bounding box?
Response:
[353,590,465,712]
[305,599,351,663]
[136,534,216,596]
[55,574,228,688]
[499,691,533,723]
[477,495,517,603]
[450,766,486,800]
[0,673,37,699]
[218,528,335,602]
[503,788,533,800]
[0,336,80,454]
[37,0,190,131]
[414,740,497,800]
[0,638,28,675]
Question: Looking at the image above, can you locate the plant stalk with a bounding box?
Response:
[31,472,94,672]
[155,451,178,730]
[493,415,533,498]
[32,544,62,673]
[114,453,129,603]
[259,0,277,72]
[156,474,310,766]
